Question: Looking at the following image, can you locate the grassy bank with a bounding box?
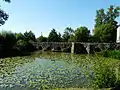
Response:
[96,50,120,60]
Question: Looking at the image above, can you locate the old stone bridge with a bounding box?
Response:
[32,42,120,54]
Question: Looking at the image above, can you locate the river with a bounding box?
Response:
[0,51,120,90]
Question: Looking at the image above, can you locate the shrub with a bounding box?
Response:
[0,31,17,57]
[97,50,120,60]
[16,40,36,52]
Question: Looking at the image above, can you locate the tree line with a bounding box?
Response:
[38,5,120,43]
[0,1,119,43]
[0,1,120,58]
[0,31,37,57]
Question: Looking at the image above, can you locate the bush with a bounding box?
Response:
[16,40,36,52]
[0,31,17,49]
[0,31,37,58]
[93,65,117,88]
[97,50,120,60]
[0,31,17,57]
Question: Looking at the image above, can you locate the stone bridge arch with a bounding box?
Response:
[32,42,120,54]
[38,46,43,50]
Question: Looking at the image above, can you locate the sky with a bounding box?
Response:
[0,0,120,37]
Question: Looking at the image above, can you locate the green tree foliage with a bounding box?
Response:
[0,31,17,57]
[94,5,120,42]
[88,35,98,42]
[58,32,62,41]
[0,0,10,26]
[74,26,90,42]
[37,36,47,42]
[62,27,74,42]
[48,29,61,42]
[24,31,36,42]
[0,31,36,58]
[16,33,25,41]
[16,40,36,52]
[68,35,75,42]
[94,23,117,42]
[0,31,17,49]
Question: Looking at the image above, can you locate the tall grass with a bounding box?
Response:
[97,50,120,60]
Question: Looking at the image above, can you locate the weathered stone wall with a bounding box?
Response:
[32,42,120,54]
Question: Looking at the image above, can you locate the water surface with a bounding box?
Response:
[0,51,120,89]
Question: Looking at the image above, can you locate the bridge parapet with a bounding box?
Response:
[32,42,120,54]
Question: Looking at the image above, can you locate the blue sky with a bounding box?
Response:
[0,0,120,37]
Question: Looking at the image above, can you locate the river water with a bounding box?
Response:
[0,51,119,89]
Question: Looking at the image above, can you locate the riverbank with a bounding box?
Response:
[54,88,111,90]
[96,50,120,60]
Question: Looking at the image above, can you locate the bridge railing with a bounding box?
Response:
[32,42,119,45]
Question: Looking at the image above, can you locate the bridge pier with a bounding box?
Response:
[86,43,90,54]
[33,42,119,54]
[71,42,75,54]
[71,42,89,54]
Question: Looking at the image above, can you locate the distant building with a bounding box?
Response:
[116,25,120,43]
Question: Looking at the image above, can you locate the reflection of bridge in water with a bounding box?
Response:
[32,42,120,54]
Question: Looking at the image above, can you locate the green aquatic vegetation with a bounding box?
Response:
[31,51,120,88]
[0,56,35,75]
[0,51,120,89]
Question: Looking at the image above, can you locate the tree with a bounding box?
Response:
[37,36,47,42]
[0,0,10,26]
[48,29,60,42]
[93,5,120,42]
[3,0,11,2]
[24,31,36,42]
[0,31,17,49]
[0,31,17,57]
[16,33,25,41]
[62,27,74,42]
[58,32,62,41]
[94,23,117,42]
[68,35,75,42]
[88,35,98,42]
[74,26,90,42]
[16,39,36,52]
